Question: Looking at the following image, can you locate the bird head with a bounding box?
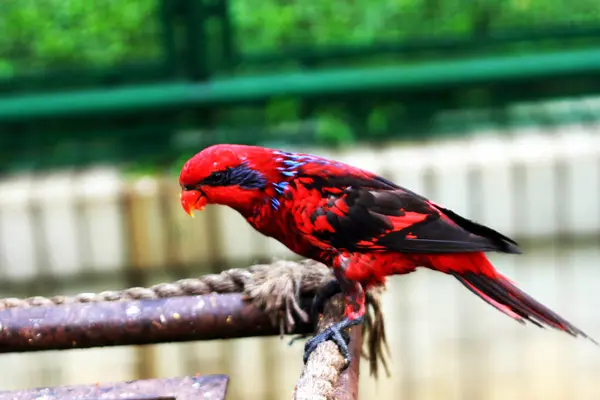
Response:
[178,144,275,217]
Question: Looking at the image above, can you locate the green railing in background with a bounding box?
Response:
[1,0,600,173]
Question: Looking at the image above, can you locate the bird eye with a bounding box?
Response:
[204,169,230,185]
[210,171,226,183]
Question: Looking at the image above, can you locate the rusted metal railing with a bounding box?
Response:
[0,375,229,400]
[0,293,312,353]
[0,262,382,400]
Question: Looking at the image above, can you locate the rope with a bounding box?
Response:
[0,259,389,377]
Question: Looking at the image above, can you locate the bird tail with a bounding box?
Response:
[430,253,596,344]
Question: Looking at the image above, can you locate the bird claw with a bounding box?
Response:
[294,278,364,369]
[286,280,342,347]
[302,316,363,369]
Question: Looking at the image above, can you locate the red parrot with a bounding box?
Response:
[179,144,595,366]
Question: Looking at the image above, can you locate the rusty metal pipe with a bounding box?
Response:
[0,375,229,400]
[0,293,312,353]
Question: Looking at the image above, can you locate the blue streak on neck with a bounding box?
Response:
[272,181,290,195]
[270,197,281,210]
[268,150,336,211]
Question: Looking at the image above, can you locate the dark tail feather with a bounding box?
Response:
[452,271,597,344]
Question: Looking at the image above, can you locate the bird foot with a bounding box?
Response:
[289,276,365,369]
[302,316,364,368]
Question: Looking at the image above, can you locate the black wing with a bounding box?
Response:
[308,182,521,255]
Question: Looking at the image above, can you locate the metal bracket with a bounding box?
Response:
[0,375,229,400]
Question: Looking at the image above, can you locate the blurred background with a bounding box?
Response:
[1,0,600,399]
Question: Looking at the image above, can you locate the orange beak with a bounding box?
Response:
[180,189,208,218]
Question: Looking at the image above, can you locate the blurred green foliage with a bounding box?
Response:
[0,0,161,78]
[232,0,600,52]
[2,0,600,77]
[1,0,600,174]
